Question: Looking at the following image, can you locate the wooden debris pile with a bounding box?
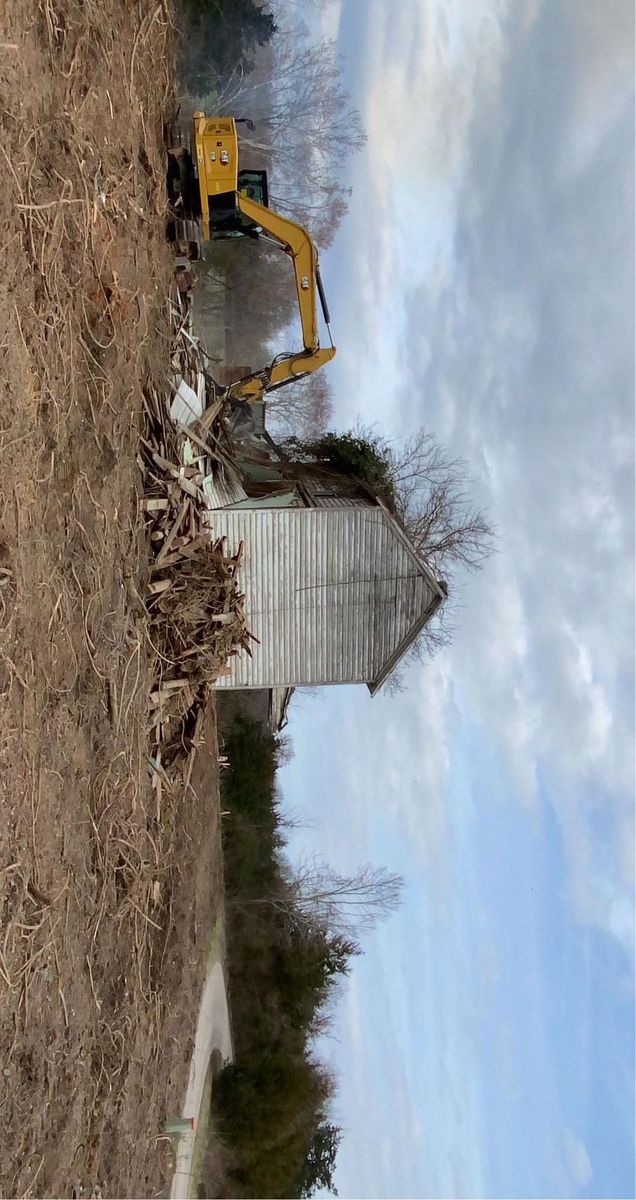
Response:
[140,296,258,783]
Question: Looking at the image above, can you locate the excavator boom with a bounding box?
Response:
[235,194,321,352]
[221,193,336,402]
[166,113,336,406]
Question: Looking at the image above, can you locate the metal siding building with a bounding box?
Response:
[211,506,445,694]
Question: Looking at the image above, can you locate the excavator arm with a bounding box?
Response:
[168,111,336,404]
[224,193,336,404]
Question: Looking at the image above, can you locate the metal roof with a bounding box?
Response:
[202,466,248,511]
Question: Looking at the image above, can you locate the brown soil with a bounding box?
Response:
[0,3,224,1196]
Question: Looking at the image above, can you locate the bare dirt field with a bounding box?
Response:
[0,3,225,1195]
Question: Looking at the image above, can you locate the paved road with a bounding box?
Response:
[171,960,233,1200]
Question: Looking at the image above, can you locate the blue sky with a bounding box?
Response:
[274,0,635,1197]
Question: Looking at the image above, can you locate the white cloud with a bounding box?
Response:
[351,660,466,911]
[450,562,541,806]
[541,621,615,779]
[563,0,634,178]
[562,1127,594,1191]
[568,835,636,950]
[383,0,635,949]
[331,0,516,433]
[317,0,342,42]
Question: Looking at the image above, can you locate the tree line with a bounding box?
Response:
[212,712,402,1197]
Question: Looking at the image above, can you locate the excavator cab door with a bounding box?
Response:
[210,171,269,239]
[238,170,269,208]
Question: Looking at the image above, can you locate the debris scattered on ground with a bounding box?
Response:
[0,6,227,1194]
[140,289,258,801]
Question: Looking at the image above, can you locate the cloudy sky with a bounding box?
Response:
[276,1,635,1197]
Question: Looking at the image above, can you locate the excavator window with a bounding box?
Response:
[238,170,269,208]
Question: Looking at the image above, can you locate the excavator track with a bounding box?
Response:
[164,118,203,260]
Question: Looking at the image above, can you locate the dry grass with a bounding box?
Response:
[0,2,226,1196]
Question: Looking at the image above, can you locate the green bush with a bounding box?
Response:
[287,430,398,510]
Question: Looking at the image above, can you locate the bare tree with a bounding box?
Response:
[229,858,401,945]
[380,613,457,692]
[273,859,404,939]
[386,431,493,668]
[290,426,495,578]
[204,34,366,249]
[386,430,494,573]
[266,371,334,440]
[266,179,352,251]
[276,733,294,765]
[216,36,364,148]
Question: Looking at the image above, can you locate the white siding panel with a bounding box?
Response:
[210,508,442,689]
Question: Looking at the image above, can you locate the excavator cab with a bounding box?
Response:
[210,170,270,239]
[191,114,268,240]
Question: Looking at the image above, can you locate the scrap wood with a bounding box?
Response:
[198,397,224,431]
[149,537,210,572]
[147,578,171,596]
[223,541,244,575]
[150,680,191,704]
[172,473,202,501]
[175,421,215,458]
[155,497,189,563]
[138,296,257,782]
[141,497,169,513]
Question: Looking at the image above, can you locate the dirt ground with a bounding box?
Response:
[0,3,225,1196]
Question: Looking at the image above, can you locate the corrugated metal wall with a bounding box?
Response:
[202,469,247,511]
[211,507,442,690]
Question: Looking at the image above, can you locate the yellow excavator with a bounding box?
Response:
[165,113,336,404]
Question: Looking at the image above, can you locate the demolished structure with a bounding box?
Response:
[206,430,446,695]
